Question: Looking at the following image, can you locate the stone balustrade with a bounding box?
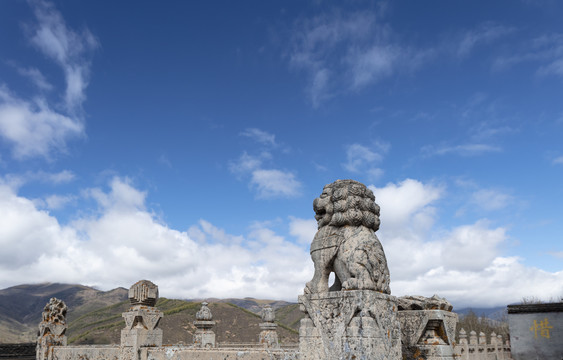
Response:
[454,328,512,360]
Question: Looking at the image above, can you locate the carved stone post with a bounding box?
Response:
[36,298,68,360]
[397,295,458,360]
[299,180,401,360]
[258,305,279,348]
[120,280,163,349]
[458,328,469,360]
[193,302,215,348]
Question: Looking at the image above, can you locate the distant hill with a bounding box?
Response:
[0,284,300,345]
[0,283,128,343]
[455,306,507,321]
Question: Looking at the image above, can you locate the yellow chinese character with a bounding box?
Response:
[530,318,554,339]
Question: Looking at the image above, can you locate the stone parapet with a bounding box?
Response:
[453,329,512,360]
[298,290,401,360]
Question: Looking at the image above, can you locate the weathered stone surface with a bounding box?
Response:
[305,179,390,295]
[129,280,159,306]
[299,290,401,360]
[259,305,279,348]
[121,281,163,348]
[193,302,216,348]
[397,309,458,360]
[36,298,68,360]
[397,294,453,312]
[145,347,298,360]
[49,346,120,360]
[196,301,213,321]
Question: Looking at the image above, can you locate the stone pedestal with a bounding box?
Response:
[193,302,216,348]
[121,306,163,348]
[121,280,163,349]
[397,310,458,360]
[259,322,279,348]
[193,321,216,348]
[298,290,401,360]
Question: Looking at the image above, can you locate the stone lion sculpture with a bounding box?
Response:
[304,179,391,294]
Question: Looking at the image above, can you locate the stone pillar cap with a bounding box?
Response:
[129,280,159,306]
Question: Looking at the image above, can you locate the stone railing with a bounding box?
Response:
[454,328,512,360]
[37,280,296,360]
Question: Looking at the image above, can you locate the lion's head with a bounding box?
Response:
[313,179,380,231]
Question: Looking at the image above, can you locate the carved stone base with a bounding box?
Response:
[36,333,67,360]
[398,310,458,360]
[121,306,163,348]
[193,320,216,348]
[259,322,279,348]
[120,328,163,348]
[298,290,401,360]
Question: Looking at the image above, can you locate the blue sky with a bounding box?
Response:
[0,0,562,308]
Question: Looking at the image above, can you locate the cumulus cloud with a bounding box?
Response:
[1,176,562,307]
[0,0,97,160]
[0,88,84,159]
[251,169,301,199]
[0,177,311,300]
[369,179,563,307]
[289,216,317,245]
[553,155,563,165]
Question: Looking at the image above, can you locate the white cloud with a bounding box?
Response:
[1,176,562,307]
[29,0,99,112]
[493,33,563,76]
[457,23,515,57]
[251,169,302,199]
[0,88,84,159]
[422,143,502,157]
[44,194,75,210]
[370,178,563,307]
[471,189,513,211]
[289,217,317,245]
[240,128,277,147]
[0,0,97,160]
[346,45,398,89]
[553,156,563,165]
[343,142,389,179]
[0,177,312,300]
[230,133,302,199]
[16,67,53,91]
[288,10,431,107]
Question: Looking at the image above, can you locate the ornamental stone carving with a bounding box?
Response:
[305,179,390,294]
[193,302,216,348]
[397,295,458,360]
[121,280,163,348]
[299,180,400,360]
[129,279,159,306]
[36,298,68,360]
[259,305,279,348]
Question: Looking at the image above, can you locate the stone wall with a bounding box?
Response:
[507,302,563,360]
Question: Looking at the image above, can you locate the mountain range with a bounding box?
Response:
[0,283,300,345]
